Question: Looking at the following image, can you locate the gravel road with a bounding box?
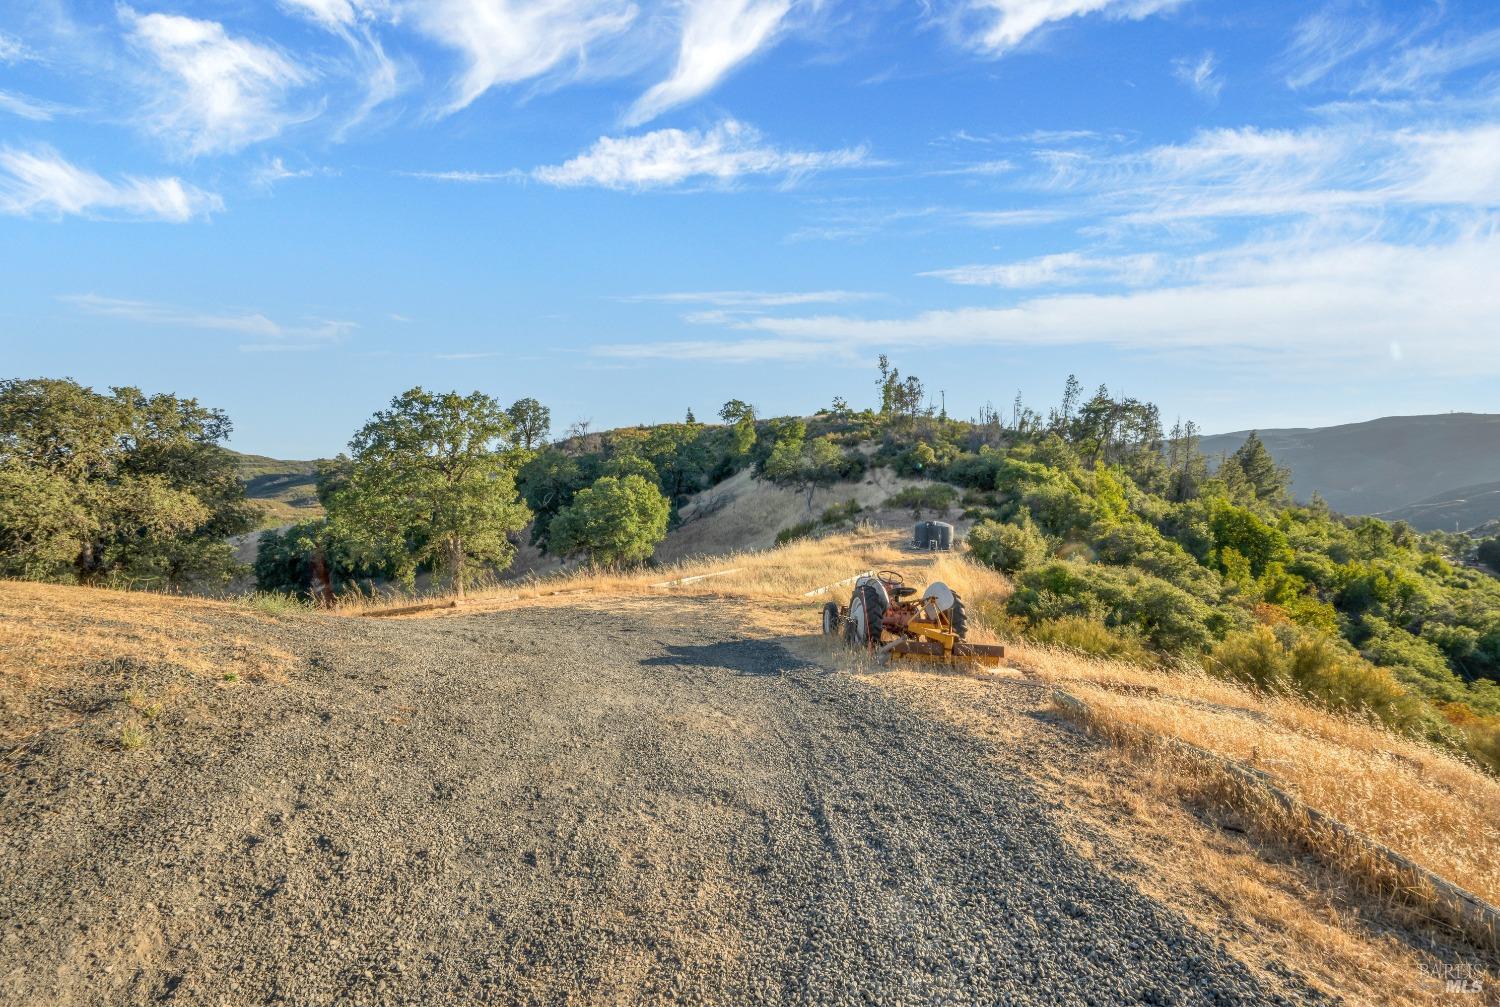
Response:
[1,597,1320,1006]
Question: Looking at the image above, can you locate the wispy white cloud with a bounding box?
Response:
[624,289,877,306]
[1172,50,1221,100]
[954,0,1185,56]
[399,168,523,182]
[627,0,791,125]
[278,0,374,29]
[405,0,638,115]
[63,293,354,348]
[0,90,68,122]
[958,208,1071,227]
[1033,121,1500,226]
[929,159,1016,177]
[1282,7,1393,90]
[121,6,311,156]
[278,0,402,135]
[251,157,334,190]
[1357,25,1500,95]
[598,233,1500,372]
[533,119,866,189]
[0,31,32,63]
[922,251,1162,288]
[0,147,221,222]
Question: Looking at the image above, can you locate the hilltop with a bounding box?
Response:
[1200,413,1500,529]
[231,451,325,529]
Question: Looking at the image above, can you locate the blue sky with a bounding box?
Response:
[2,0,1499,458]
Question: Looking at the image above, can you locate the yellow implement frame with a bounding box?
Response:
[882,616,1006,667]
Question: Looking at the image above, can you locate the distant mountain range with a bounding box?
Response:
[1200,413,1500,532]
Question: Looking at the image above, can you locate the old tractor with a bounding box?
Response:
[821,570,1006,667]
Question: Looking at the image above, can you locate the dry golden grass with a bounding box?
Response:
[0,580,298,754]
[864,667,1493,1006]
[348,525,1010,623]
[1028,651,1500,917]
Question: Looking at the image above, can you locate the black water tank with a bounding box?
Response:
[914,521,954,550]
[931,521,954,551]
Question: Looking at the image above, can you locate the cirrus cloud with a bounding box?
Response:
[122,6,312,156]
[0,147,221,222]
[533,119,867,189]
[954,0,1185,56]
[627,0,792,125]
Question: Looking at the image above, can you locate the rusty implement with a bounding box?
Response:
[883,638,1007,667]
[826,569,1007,668]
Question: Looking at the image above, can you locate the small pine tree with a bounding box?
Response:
[1230,432,1291,504]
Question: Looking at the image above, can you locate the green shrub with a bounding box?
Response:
[245,592,313,616]
[1020,483,1100,537]
[775,499,864,545]
[1360,617,1476,706]
[1478,537,1500,575]
[1008,561,1218,655]
[775,519,819,546]
[1207,624,1427,733]
[1208,499,1290,578]
[1023,616,1153,664]
[968,518,1049,575]
[943,449,1005,489]
[1090,519,1219,596]
[885,484,957,516]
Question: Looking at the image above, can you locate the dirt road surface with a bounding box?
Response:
[2,597,1322,1005]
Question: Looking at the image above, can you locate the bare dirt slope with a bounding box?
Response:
[659,466,930,562]
[0,595,1317,1007]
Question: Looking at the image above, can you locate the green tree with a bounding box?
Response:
[505,397,551,452]
[253,518,394,604]
[644,423,709,501]
[548,474,670,567]
[1479,537,1500,575]
[763,423,845,511]
[0,378,253,587]
[1228,432,1290,504]
[1165,419,1208,502]
[516,447,590,551]
[323,388,531,597]
[718,399,757,455]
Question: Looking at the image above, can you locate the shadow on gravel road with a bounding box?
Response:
[640,638,820,677]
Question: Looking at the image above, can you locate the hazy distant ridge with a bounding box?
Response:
[1200,413,1500,529]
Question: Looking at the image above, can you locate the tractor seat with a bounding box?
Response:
[890,585,918,599]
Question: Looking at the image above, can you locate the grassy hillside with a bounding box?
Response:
[230,451,325,529]
[1200,413,1500,526]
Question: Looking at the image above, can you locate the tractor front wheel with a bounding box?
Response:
[821,601,843,636]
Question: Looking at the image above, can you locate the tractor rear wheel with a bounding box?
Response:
[949,592,969,640]
[821,601,842,636]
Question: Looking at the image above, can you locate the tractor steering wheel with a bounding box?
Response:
[877,569,904,586]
